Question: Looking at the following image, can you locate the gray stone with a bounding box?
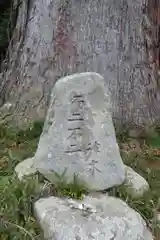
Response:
[15,157,37,180]
[34,72,125,190]
[34,195,153,240]
[156,211,160,223]
[156,214,160,222]
[124,165,149,198]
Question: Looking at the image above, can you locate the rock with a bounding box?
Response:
[156,212,160,222]
[15,157,37,180]
[124,165,149,198]
[34,195,153,240]
[34,72,125,190]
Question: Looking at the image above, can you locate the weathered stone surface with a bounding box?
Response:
[34,72,125,190]
[124,165,149,198]
[15,157,37,180]
[156,212,160,223]
[34,195,153,240]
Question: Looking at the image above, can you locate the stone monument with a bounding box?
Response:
[34,72,125,190]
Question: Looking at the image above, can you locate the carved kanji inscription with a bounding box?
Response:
[65,93,101,158]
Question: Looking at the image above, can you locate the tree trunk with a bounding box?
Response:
[0,0,159,128]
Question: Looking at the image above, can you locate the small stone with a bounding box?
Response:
[124,165,149,198]
[15,157,37,180]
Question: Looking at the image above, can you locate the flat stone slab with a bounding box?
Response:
[34,72,125,190]
[34,195,153,240]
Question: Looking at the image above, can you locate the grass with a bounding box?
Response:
[0,174,43,240]
[0,121,44,240]
[0,121,87,239]
[0,122,160,239]
[113,126,160,239]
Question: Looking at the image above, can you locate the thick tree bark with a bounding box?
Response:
[0,0,159,128]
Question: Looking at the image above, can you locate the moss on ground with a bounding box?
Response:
[0,122,160,239]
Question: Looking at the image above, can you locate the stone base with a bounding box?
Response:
[34,194,153,240]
